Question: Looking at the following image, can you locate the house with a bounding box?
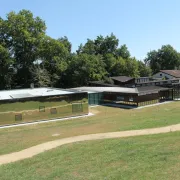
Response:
[152,70,180,80]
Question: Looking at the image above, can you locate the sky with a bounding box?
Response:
[1,0,180,60]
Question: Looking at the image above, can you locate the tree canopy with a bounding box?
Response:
[145,45,180,74]
[1,9,179,90]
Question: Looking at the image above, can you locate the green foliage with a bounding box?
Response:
[0,10,46,87]
[2,9,180,89]
[138,60,152,77]
[145,45,180,74]
[103,76,114,84]
[64,54,107,87]
[115,44,130,59]
[110,57,139,77]
[30,65,51,87]
[58,36,72,53]
[39,36,69,87]
[0,45,14,89]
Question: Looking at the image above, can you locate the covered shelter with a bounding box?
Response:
[71,86,173,107]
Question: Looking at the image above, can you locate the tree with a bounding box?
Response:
[78,33,119,56]
[0,45,14,89]
[0,10,47,87]
[137,61,152,77]
[94,33,119,55]
[103,53,116,73]
[77,39,95,55]
[30,65,51,87]
[110,57,126,76]
[40,36,70,87]
[123,58,140,77]
[63,54,107,87]
[145,45,180,74]
[58,36,72,53]
[115,44,130,59]
[110,57,139,77]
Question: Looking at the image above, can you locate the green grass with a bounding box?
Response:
[0,101,180,155]
[1,132,180,180]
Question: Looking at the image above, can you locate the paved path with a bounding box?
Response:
[1,123,180,165]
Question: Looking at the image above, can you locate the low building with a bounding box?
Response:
[70,86,173,107]
[0,88,88,126]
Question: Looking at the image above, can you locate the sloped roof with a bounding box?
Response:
[137,86,171,95]
[0,88,75,100]
[71,86,138,94]
[160,70,180,78]
[111,76,134,83]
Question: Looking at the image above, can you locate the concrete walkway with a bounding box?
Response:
[1,123,180,165]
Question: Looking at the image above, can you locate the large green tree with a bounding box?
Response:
[0,45,14,89]
[40,36,70,87]
[63,54,107,87]
[115,44,130,59]
[145,45,180,74]
[77,33,119,56]
[137,61,152,77]
[30,64,51,87]
[58,36,72,53]
[0,10,46,87]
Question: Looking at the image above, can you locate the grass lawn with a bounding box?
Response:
[1,132,180,180]
[0,101,180,155]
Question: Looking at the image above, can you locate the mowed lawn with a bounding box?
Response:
[1,132,180,180]
[0,101,180,155]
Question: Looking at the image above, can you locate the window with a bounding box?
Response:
[15,114,22,121]
[117,96,124,101]
[39,106,45,112]
[160,73,162,76]
[50,108,57,114]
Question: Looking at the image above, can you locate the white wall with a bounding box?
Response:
[152,72,174,79]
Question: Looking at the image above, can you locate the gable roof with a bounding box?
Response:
[160,70,180,78]
[111,76,134,83]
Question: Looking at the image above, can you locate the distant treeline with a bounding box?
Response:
[1,10,180,89]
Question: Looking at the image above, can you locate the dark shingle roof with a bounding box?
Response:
[137,86,171,95]
[111,76,134,83]
[89,81,119,87]
[160,70,180,78]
